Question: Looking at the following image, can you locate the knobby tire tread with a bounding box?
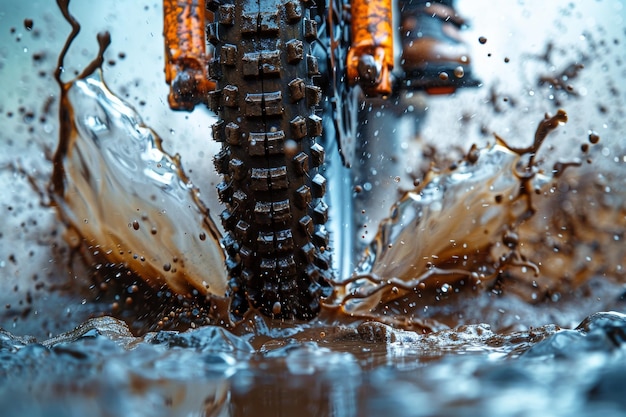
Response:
[207,0,332,319]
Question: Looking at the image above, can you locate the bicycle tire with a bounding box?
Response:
[207,0,332,319]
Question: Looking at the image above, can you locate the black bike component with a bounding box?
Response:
[207,0,332,319]
[316,0,360,168]
[398,0,481,92]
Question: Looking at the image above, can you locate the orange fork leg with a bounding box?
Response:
[163,0,215,110]
[346,0,394,96]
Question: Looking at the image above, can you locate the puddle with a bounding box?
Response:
[2,312,626,416]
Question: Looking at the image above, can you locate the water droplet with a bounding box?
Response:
[284,139,298,158]
[272,301,281,315]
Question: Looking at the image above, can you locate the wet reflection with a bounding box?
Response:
[2,312,626,416]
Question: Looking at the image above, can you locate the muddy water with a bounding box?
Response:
[2,312,626,416]
[1,0,626,416]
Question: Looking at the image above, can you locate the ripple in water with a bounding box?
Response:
[2,312,626,416]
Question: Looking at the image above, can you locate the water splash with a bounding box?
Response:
[51,64,621,332]
[3,1,626,415]
[49,68,227,300]
[326,111,592,325]
[43,1,626,335]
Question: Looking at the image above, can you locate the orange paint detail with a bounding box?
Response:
[346,0,394,96]
[163,0,215,110]
[426,86,457,95]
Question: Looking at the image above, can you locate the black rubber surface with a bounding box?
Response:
[207,0,332,319]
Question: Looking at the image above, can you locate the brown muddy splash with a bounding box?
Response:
[46,1,626,334]
[49,0,228,330]
[323,110,624,331]
[51,70,227,291]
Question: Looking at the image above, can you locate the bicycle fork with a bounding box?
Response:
[346,0,394,96]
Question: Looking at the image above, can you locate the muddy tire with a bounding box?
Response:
[207,0,332,319]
